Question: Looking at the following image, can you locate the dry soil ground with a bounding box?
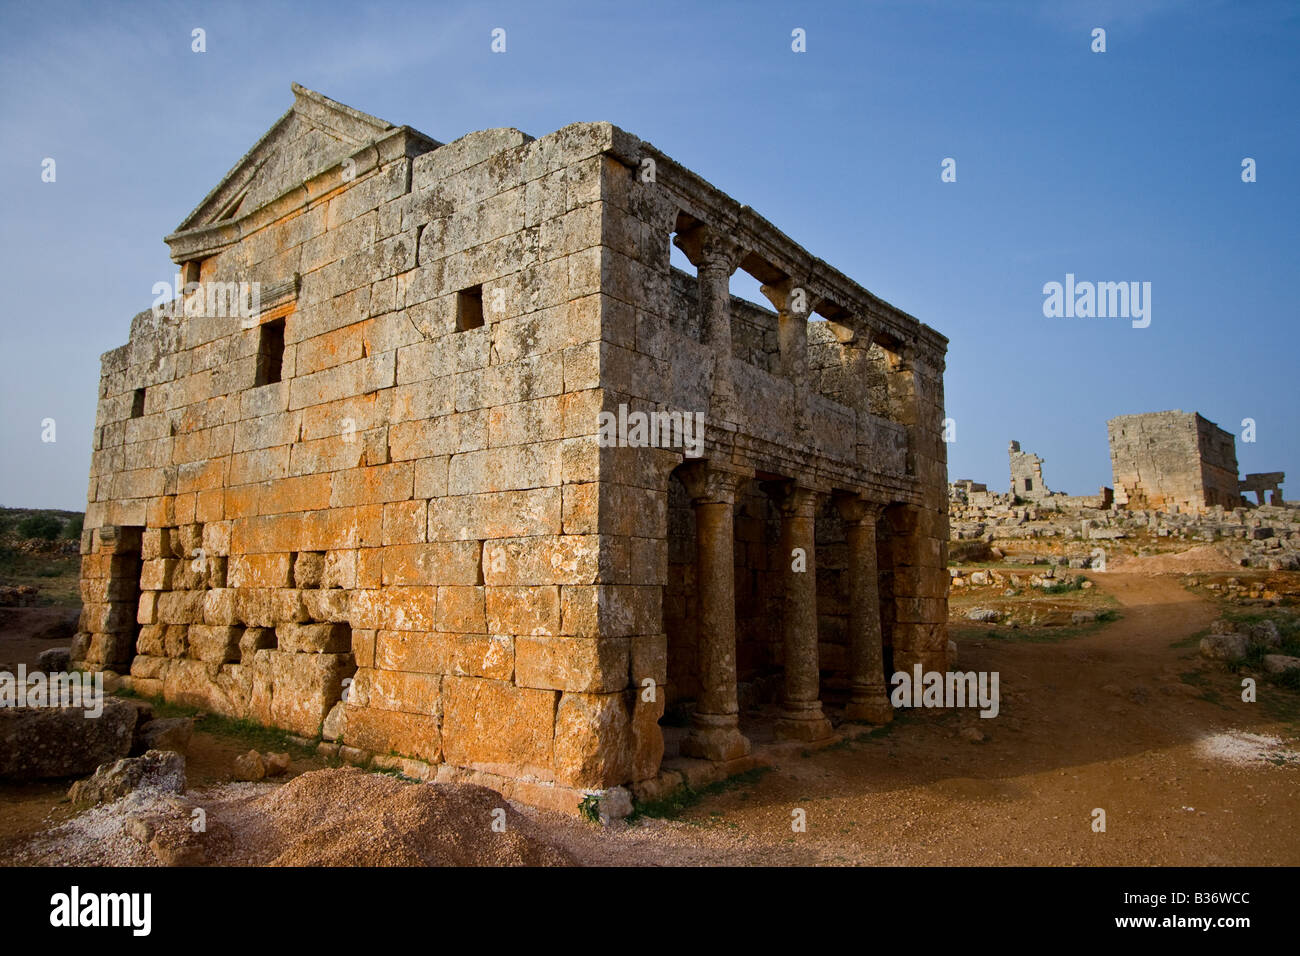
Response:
[3,571,1298,866]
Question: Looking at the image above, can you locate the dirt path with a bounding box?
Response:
[530,573,1300,865]
[6,574,1297,866]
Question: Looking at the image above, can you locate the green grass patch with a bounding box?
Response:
[1170,628,1209,650]
[112,689,319,757]
[630,766,772,822]
[951,617,1116,645]
[0,547,82,606]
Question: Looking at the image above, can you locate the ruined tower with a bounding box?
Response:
[1107,410,1239,512]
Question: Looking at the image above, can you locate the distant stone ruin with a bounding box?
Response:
[1240,472,1286,508]
[1108,410,1241,512]
[1008,441,1050,500]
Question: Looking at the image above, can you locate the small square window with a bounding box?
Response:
[256,318,285,386]
[130,388,146,419]
[456,285,484,331]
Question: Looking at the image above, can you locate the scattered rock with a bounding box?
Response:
[149,826,207,867]
[68,750,186,807]
[233,750,266,781]
[959,727,986,743]
[597,786,634,821]
[264,752,290,777]
[1071,611,1098,625]
[966,608,1001,623]
[0,585,39,607]
[124,815,158,843]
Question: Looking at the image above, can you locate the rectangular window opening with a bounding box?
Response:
[255,318,285,386]
[456,285,484,332]
[130,388,146,419]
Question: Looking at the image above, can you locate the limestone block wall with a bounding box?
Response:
[1108,410,1239,512]
[77,121,646,808]
[1196,415,1240,508]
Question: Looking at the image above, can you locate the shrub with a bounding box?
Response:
[16,514,64,541]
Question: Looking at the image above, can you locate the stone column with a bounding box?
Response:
[678,461,752,762]
[771,482,833,741]
[827,320,874,416]
[675,225,746,423]
[836,496,892,724]
[759,278,817,384]
[760,279,822,441]
[884,343,918,476]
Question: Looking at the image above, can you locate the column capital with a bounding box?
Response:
[763,479,830,516]
[835,494,889,525]
[759,277,822,319]
[673,223,746,274]
[676,460,753,504]
[884,340,917,372]
[826,318,875,350]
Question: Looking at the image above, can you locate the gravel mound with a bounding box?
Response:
[235,768,573,866]
[1194,730,1300,767]
[1108,546,1240,574]
[11,768,573,867]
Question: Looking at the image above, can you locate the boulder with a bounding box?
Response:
[0,697,139,780]
[1262,655,1300,675]
[966,608,1001,623]
[1243,620,1282,649]
[233,749,266,781]
[68,750,186,806]
[132,717,194,756]
[36,647,71,672]
[264,752,290,776]
[597,786,634,821]
[149,826,207,867]
[1199,633,1249,662]
[1071,611,1098,625]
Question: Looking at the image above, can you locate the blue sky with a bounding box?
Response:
[1,0,1296,509]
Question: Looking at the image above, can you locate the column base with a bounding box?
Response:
[844,695,894,725]
[774,706,834,742]
[681,716,751,762]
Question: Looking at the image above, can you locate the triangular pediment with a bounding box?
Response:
[172,83,438,237]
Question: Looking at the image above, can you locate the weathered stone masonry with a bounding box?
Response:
[1108,410,1240,512]
[74,85,949,812]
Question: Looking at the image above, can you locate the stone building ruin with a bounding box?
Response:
[74,85,950,813]
[1240,472,1286,507]
[1108,410,1240,512]
[1008,441,1050,500]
